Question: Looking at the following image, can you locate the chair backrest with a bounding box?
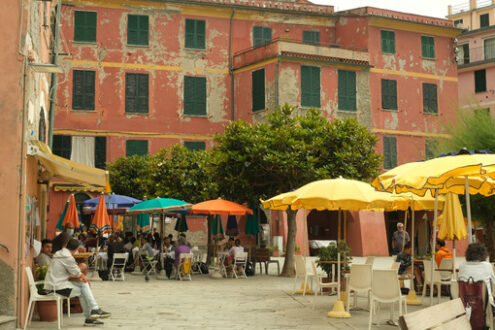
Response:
[423,259,441,282]
[179,253,193,274]
[371,269,401,302]
[111,253,128,268]
[294,255,307,276]
[439,258,453,280]
[365,256,375,266]
[192,249,202,262]
[234,252,248,264]
[26,266,40,298]
[255,248,270,262]
[349,264,372,290]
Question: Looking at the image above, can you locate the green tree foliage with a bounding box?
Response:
[107,155,149,199]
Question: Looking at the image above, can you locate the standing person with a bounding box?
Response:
[435,239,453,267]
[35,239,52,267]
[44,238,111,326]
[392,222,410,255]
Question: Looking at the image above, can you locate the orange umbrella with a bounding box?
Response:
[89,195,112,235]
[62,195,80,229]
[189,198,253,216]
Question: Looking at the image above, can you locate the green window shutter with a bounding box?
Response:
[421,36,435,59]
[303,31,320,45]
[484,38,495,60]
[128,15,148,46]
[475,70,487,93]
[74,11,96,42]
[94,136,107,169]
[381,79,397,110]
[480,14,489,28]
[383,136,397,169]
[301,66,320,108]
[252,69,265,111]
[425,139,438,160]
[263,27,272,44]
[253,26,271,47]
[125,73,148,113]
[338,70,356,111]
[72,70,95,110]
[381,30,395,54]
[184,76,207,115]
[184,141,206,151]
[185,19,205,49]
[423,83,438,114]
[52,135,72,159]
[126,140,148,157]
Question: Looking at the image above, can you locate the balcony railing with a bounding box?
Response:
[450,0,494,15]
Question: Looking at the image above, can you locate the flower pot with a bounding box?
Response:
[272,250,280,257]
[37,300,58,322]
[294,250,302,255]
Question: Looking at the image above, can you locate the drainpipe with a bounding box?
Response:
[229,8,235,121]
[275,56,280,108]
[48,0,62,149]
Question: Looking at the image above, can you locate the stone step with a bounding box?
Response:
[0,315,16,330]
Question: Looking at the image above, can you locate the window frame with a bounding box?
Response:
[381,79,398,111]
[185,19,206,50]
[422,83,438,114]
[127,14,149,46]
[126,140,148,157]
[252,69,265,112]
[302,30,320,45]
[475,69,487,93]
[184,141,206,151]
[72,69,96,111]
[52,135,72,159]
[338,70,357,111]
[253,26,272,48]
[381,30,396,54]
[183,76,207,116]
[301,65,321,108]
[94,136,107,169]
[421,35,435,59]
[74,11,97,43]
[125,73,149,114]
[484,37,495,60]
[480,13,490,28]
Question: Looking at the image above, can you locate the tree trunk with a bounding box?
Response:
[485,220,495,262]
[280,209,297,277]
[206,215,213,265]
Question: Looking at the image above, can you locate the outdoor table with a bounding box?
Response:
[74,252,94,264]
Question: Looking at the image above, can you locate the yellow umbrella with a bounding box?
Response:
[437,193,467,241]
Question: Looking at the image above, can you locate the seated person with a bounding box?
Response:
[77,233,87,252]
[435,239,453,268]
[64,222,75,237]
[228,239,245,274]
[141,235,156,258]
[161,236,174,278]
[51,232,71,254]
[107,234,125,270]
[224,237,234,252]
[84,232,98,251]
[168,234,176,247]
[396,242,422,289]
[179,233,191,247]
[44,238,111,326]
[174,236,191,271]
[35,239,52,267]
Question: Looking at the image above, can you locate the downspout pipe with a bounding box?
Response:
[48,0,62,149]
[229,7,235,121]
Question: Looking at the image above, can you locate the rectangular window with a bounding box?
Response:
[125,73,149,113]
[253,26,272,48]
[94,136,107,169]
[383,136,397,170]
[421,36,435,59]
[338,70,357,111]
[303,31,320,45]
[454,19,463,27]
[480,13,490,28]
[475,69,487,93]
[425,139,438,160]
[423,83,438,114]
[72,70,95,110]
[381,79,398,110]
[184,76,206,115]
[185,19,205,49]
[184,141,206,151]
[127,15,148,46]
[252,69,265,111]
[484,37,495,60]
[381,30,395,54]
[52,135,72,159]
[301,66,321,108]
[460,44,470,64]
[126,140,148,157]
[74,11,97,42]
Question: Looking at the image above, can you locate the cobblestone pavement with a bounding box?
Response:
[26,257,448,329]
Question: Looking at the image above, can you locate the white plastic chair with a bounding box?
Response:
[365,256,375,266]
[346,264,372,312]
[178,253,193,281]
[368,269,407,329]
[24,266,63,330]
[294,255,315,296]
[311,261,338,307]
[191,249,203,275]
[109,253,128,281]
[422,259,453,305]
[391,262,400,271]
[232,252,248,279]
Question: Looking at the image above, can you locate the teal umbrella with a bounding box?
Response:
[136,213,151,233]
[245,201,259,235]
[127,198,192,214]
[212,215,224,240]
[174,214,189,232]
[55,201,69,231]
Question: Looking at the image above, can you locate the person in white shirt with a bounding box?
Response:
[228,239,244,274]
[44,238,111,326]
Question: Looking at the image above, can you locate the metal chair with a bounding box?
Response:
[109,253,128,281]
[191,249,203,275]
[139,250,157,276]
[232,252,248,279]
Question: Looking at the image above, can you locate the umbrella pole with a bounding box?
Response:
[411,205,415,286]
[338,209,341,245]
[430,188,439,306]
[465,176,473,243]
[158,212,166,280]
[402,209,409,253]
[343,212,347,244]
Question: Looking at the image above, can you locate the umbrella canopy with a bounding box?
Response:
[226,215,239,237]
[82,194,141,214]
[391,191,445,211]
[136,213,151,233]
[189,198,253,216]
[245,201,260,235]
[127,198,192,215]
[212,215,224,240]
[174,214,189,232]
[89,195,112,235]
[437,193,467,241]
[55,201,69,231]
[62,195,80,229]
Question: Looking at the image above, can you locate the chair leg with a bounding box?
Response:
[368,300,373,330]
[57,298,61,330]
[346,286,351,312]
[277,262,280,275]
[23,299,32,330]
[67,297,70,317]
[303,274,308,296]
[422,281,427,299]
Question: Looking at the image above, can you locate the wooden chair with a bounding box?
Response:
[398,298,470,329]
[254,248,280,275]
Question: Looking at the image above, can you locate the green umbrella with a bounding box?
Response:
[245,201,259,235]
[55,201,69,231]
[136,213,151,233]
[174,214,189,232]
[127,198,192,214]
[212,215,224,240]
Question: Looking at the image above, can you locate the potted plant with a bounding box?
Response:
[34,265,59,322]
[272,244,280,257]
[317,242,352,291]
[294,245,302,255]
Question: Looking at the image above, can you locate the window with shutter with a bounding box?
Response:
[303,31,320,45]
[253,26,272,47]
[484,38,495,60]
[301,66,320,108]
[72,70,95,110]
[425,139,438,160]
[338,70,357,111]
[480,14,489,28]
[423,83,438,114]
[184,76,207,115]
[475,70,487,93]
[184,141,206,151]
[74,11,97,42]
[125,73,149,113]
[94,136,107,169]
[126,140,148,157]
[252,69,265,111]
[381,30,395,54]
[381,79,397,110]
[185,19,205,49]
[53,135,72,159]
[421,36,435,59]
[383,136,397,169]
[127,15,148,46]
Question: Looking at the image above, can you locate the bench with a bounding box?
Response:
[398,298,470,330]
[254,248,280,275]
